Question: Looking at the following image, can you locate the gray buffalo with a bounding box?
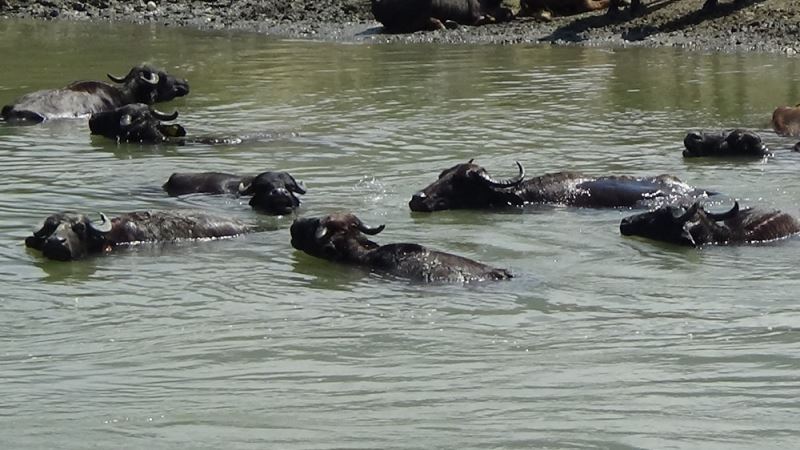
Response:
[2,64,189,123]
[25,211,253,261]
[682,129,770,158]
[409,160,712,212]
[620,201,800,247]
[290,213,512,283]
[371,0,514,32]
[163,171,306,215]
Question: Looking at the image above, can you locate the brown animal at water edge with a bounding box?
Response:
[771,104,800,137]
[519,0,610,19]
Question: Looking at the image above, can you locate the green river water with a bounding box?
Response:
[1,18,799,449]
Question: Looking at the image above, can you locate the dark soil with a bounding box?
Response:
[0,0,798,54]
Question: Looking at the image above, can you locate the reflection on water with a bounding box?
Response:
[1,19,800,449]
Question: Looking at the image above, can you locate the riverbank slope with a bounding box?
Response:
[1,0,798,54]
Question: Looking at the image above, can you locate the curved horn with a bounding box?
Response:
[706,201,739,221]
[150,108,178,121]
[314,225,329,240]
[238,181,252,195]
[354,218,385,235]
[89,212,113,233]
[468,158,475,164]
[476,161,525,188]
[107,72,127,83]
[139,71,160,85]
[673,202,699,223]
[290,179,307,195]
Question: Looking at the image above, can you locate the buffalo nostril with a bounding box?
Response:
[412,192,426,200]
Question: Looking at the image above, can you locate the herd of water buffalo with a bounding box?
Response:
[4,62,800,283]
[369,0,748,32]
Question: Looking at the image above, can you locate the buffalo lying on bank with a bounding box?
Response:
[772,105,800,137]
[609,0,743,16]
[290,213,512,283]
[25,211,252,261]
[520,0,610,18]
[371,0,514,33]
[682,129,770,158]
[409,159,712,212]
[620,201,800,247]
[163,171,306,215]
[1,64,189,123]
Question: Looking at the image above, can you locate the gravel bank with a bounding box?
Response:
[1,0,798,54]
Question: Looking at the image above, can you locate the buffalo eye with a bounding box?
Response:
[72,222,87,235]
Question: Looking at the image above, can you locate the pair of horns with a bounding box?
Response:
[150,108,178,121]
[314,217,385,240]
[673,201,739,223]
[468,160,525,188]
[238,174,307,195]
[108,71,160,85]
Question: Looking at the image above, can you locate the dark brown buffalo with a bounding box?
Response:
[620,201,800,247]
[772,105,800,137]
[163,171,306,215]
[89,103,185,144]
[290,213,512,283]
[2,64,189,123]
[409,160,712,212]
[371,0,514,32]
[520,0,610,18]
[682,129,770,158]
[25,211,253,261]
[609,0,743,16]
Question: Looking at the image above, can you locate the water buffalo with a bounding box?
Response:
[89,103,185,143]
[620,201,800,247]
[163,171,306,215]
[772,105,800,137]
[682,129,770,158]
[371,0,514,33]
[609,0,743,15]
[409,160,711,212]
[1,64,189,123]
[520,0,610,18]
[290,213,512,283]
[25,211,253,261]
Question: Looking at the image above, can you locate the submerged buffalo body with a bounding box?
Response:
[772,105,800,137]
[163,171,306,214]
[372,0,513,32]
[409,160,711,212]
[620,202,800,247]
[2,64,189,123]
[290,213,512,283]
[683,129,770,158]
[25,211,251,261]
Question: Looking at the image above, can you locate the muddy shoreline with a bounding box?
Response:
[1,0,798,54]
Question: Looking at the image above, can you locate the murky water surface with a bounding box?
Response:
[1,19,799,449]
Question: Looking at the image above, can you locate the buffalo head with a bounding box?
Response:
[620,202,739,247]
[107,64,190,105]
[89,103,186,143]
[683,129,769,157]
[409,159,525,212]
[238,171,306,215]
[290,213,385,262]
[25,212,113,261]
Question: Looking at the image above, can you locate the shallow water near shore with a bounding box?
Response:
[2,19,800,449]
